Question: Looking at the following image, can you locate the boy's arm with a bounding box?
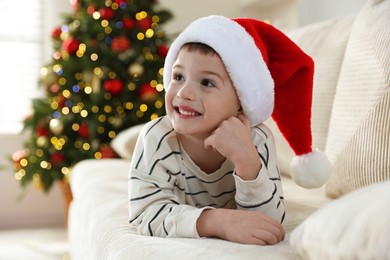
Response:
[202,116,285,245]
[198,126,285,245]
[129,168,209,238]
[129,119,210,238]
[204,115,285,222]
[196,207,285,245]
[233,123,285,222]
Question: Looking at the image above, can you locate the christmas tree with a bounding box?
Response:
[11,0,172,193]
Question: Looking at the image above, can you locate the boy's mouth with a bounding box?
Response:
[175,106,201,117]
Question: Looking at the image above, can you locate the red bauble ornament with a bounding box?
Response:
[87,5,96,16]
[99,146,118,158]
[36,127,50,137]
[99,7,115,20]
[57,95,67,108]
[36,119,50,137]
[114,0,126,4]
[12,150,27,170]
[123,17,135,30]
[51,27,62,40]
[157,44,169,57]
[111,36,130,52]
[12,150,26,163]
[49,83,60,94]
[78,123,90,139]
[69,0,80,12]
[136,17,152,31]
[62,37,80,55]
[104,79,124,95]
[50,152,65,167]
[138,83,158,102]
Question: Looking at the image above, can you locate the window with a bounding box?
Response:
[0,0,43,134]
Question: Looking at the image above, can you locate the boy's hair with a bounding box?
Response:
[181,42,218,56]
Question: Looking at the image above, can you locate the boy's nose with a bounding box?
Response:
[177,81,195,100]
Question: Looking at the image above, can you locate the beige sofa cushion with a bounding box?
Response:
[325,0,390,198]
[111,124,145,159]
[267,16,354,176]
[290,180,390,260]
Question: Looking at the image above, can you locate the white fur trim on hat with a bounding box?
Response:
[163,15,274,126]
[290,149,332,189]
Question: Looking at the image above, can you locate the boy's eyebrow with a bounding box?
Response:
[172,64,225,81]
[172,64,183,69]
[200,70,224,80]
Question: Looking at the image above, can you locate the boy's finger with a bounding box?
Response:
[204,135,215,151]
[237,113,251,128]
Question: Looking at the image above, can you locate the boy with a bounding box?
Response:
[128,16,331,246]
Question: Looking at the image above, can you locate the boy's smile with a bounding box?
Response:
[165,46,241,139]
[175,105,201,117]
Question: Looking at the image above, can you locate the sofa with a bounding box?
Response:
[68,0,390,259]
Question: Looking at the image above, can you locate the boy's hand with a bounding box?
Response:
[197,208,285,245]
[204,114,261,180]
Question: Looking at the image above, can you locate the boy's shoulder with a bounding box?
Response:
[138,116,178,147]
[252,123,274,144]
[252,122,272,135]
[132,116,181,173]
[141,116,174,136]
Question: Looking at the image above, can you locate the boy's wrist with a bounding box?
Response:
[196,208,225,238]
[234,148,261,181]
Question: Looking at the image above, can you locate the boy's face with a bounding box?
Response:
[165,47,241,138]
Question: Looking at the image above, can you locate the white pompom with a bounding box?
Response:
[290,149,332,189]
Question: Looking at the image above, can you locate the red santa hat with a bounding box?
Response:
[163,15,331,188]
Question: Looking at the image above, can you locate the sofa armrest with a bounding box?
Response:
[69,158,130,199]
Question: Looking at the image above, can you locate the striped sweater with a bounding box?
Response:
[128,116,285,238]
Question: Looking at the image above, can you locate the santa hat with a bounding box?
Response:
[163,15,331,188]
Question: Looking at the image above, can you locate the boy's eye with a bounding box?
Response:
[201,79,215,88]
[173,73,184,81]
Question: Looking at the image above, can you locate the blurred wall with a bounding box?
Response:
[0,134,66,229]
[159,0,299,32]
[299,0,366,26]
